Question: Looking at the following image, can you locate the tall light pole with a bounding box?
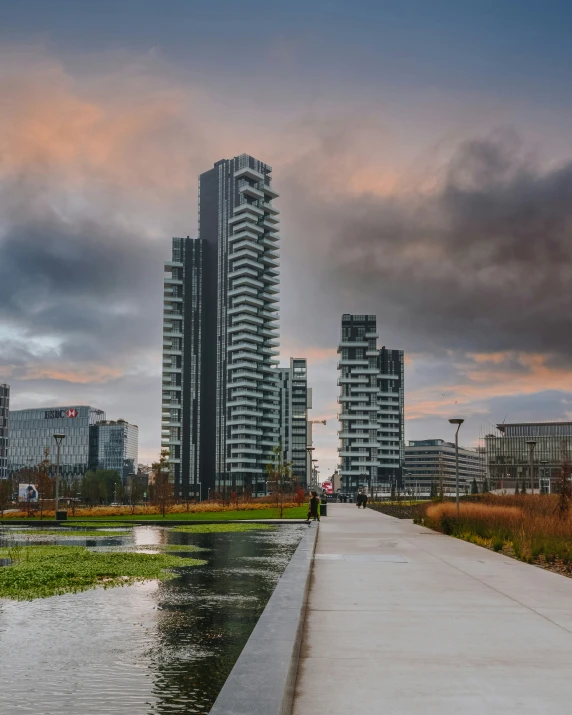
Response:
[53,433,65,518]
[449,419,464,517]
[526,440,537,494]
[306,446,315,489]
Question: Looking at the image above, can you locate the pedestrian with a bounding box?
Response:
[306,491,321,522]
[356,492,362,508]
[362,493,368,510]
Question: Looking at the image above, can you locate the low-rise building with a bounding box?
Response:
[405,439,484,497]
[485,422,572,493]
[8,405,105,480]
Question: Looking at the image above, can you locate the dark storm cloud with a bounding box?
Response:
[0,208,164,365]
[286,133,572,358]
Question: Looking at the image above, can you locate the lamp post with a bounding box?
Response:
[526,441,537,494]
[53,433,65,518]
[449,419,464,517]
[306,446,315,489]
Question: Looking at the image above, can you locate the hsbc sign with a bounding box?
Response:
[44,408,79,419]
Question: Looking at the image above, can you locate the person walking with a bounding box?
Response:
[307,491,321,522]
[361,493,368,510]
[356,492,363,508]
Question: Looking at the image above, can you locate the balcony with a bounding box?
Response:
[262,184,279,200]
[338,341,368,349]
[238,182,264,199]
[234,166,265,182]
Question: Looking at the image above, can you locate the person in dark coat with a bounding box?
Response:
[307,491,320,522]
[361,493,368,510]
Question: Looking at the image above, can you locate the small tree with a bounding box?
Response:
[36,453,54,519]
[514,480,520,495]
[130,478,143,515]
[471,478,479,495]
[152,449,173,518]
[0,479,12,518]
[482,477,490,493]
[521,478,527,495]
[390,480,396,501]
[294,485,305,507]
[266,444,293,519]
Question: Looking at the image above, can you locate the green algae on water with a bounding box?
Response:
[0,545,206,601]
[170,523,276,534]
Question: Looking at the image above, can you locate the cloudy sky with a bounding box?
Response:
[1,1,572,475]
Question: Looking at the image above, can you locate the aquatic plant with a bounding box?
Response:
[170,523,276,534]
[0,545,206,600]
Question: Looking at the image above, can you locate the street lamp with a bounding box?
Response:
[526,441,537,494]
[449,419,464,517]
[53,433,65,518]
[306,446,315,489]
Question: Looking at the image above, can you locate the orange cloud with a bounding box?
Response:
[13,364,124,384]
[406,351,572,421]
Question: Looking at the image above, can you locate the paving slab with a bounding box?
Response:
[292,504,572,714]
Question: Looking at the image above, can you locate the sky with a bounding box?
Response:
[1,1,572,476]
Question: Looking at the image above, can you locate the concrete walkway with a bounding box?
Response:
[292,504,572,714]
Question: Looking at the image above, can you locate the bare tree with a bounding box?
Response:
[152,450,173,518]
[266,444,293,519]
[36,453,54,520]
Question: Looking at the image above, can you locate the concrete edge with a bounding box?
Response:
[0,519,308,527]
[209,523,319,715]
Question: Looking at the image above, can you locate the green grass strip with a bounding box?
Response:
[0,546,206,601]
[170,523,276,534]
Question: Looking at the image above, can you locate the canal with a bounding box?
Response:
[0,523,306,714]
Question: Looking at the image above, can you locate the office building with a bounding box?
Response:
[405,439,484,496]
[95,419,139,482]
[484,422,572,493]
[276,359,312,487]
[162,154,281,498]
[0,384,9,480]
[8,405,105,480]
[337,314,404,495]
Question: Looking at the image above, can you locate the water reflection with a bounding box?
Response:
[0,524,305,714]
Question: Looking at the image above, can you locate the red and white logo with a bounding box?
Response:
[66,409,78,418]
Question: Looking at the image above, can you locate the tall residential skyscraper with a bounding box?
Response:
[337,314,404,495]
[276,359,312,487]
[162,154,281,497]
[0,384,9,480]
[162,237,206,499]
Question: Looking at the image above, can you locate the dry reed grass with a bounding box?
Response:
[421,497,572,563]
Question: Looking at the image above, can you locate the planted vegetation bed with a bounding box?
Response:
[0,545,206,600]
[417,494,572,576]
[171,523,276,534]
[1,507,308,522]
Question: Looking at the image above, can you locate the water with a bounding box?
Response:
[0,524,306,714]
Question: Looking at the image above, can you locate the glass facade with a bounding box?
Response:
[8,406,105,480]
[0,384,9,480]
[96,420,139,483]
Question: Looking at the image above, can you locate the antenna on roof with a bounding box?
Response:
[502,414,508,424]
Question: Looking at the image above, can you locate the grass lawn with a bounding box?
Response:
[1,506,308,523]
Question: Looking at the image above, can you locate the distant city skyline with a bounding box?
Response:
[2,2,572,477]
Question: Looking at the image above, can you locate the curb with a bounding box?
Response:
[209,523,318,715]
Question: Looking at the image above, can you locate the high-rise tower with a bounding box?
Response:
[0,384,9,480]
[337,314,404,495]
[199,155,281,494]
[162,155,281,497]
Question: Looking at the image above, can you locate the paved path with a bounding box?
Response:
[292,503,572,714]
